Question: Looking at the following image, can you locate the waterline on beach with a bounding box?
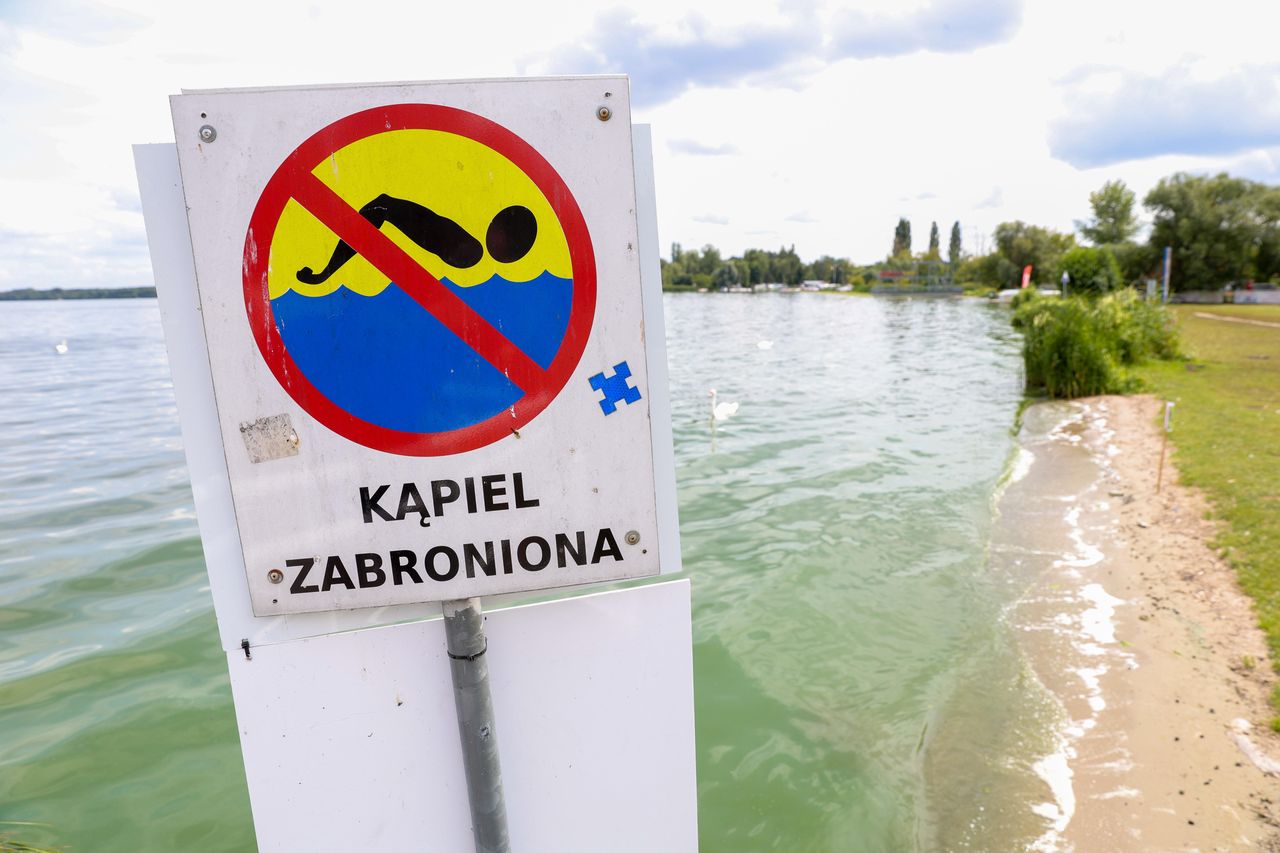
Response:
[1000,401,1141,850]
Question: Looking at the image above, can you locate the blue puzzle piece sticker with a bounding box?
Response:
[588,361,642,415]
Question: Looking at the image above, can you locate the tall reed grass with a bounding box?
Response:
[1012,289,1181,398]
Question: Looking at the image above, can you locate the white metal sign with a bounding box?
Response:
[228,581,697,852]
[168,78,675,615]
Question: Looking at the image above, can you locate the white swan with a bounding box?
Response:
[709,388,739,423]
[54,339,68,354]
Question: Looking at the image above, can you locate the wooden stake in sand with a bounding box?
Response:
[1156,401,1175,493]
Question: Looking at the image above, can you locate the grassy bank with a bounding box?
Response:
[1135,306,1280,706]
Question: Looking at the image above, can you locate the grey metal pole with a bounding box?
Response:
[1162,245,1172,304]
[442,598,510,853]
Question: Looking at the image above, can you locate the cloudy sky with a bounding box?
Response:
[2,0,1279,289]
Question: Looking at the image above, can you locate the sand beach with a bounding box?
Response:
[1004,395,1280,850]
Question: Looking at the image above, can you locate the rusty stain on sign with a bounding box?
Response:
[240,414,300,463]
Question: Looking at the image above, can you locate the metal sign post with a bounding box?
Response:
[1156,401,1175,493]
[442,598,509,853]
[1162,246,1173,303]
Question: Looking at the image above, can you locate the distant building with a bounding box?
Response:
[872,260,959,294]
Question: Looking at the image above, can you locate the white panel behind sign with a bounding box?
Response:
[228,581,697,852]
[165,77,670,615]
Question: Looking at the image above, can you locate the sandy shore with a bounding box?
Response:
[1006,395,1280,851]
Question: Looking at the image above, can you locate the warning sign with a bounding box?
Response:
[167,78,677,615]
[243,105,597,456]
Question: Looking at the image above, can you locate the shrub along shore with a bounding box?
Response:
[1011,289,1181,398]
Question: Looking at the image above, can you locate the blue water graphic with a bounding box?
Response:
[270,271,573,433]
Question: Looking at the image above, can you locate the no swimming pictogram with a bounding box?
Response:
[242,104,597,457]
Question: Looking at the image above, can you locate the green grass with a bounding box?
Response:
[1180,304,1280,323]
[1135,305,1280,699]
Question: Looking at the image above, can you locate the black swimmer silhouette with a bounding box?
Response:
[296,195,538,285]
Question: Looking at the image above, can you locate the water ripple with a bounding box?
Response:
[667,294,1023,851]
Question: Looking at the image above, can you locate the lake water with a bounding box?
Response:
[1,294,1044,851]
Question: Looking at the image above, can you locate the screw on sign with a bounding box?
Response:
[242,104,597,456]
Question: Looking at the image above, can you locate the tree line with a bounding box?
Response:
[662,170,1280,294]
[663,244,828,289]
[661,218,966,291]
[960,173,1280,292]
[0,287,158,300]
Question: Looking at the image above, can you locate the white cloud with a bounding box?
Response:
[669,138,740,156]
[1050,61,1280,167]
[0,0,1278,290]
[975,187,1003,209]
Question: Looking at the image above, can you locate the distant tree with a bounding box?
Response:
[1077,180,1138,246]
[743,248,770,284]
[1255,188,1280,281]
[994,221,1076,288]
[1144,172,1280,290]
[711,263,741,289]
[1060,246,1123,294]
[956,252,1016,287]
[927,221,941,259]
[1110,241,1160,285]
[775,244,804,285]
[805,254,848,283]
[948,221,962,266]
[695,244,722,276]
[892,218,912,258]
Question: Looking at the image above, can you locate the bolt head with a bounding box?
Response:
[624,530,641,546]
[198,124,217,143]
[267,568,284,584]
[596,106,612,122]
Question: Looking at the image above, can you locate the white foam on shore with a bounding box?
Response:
[1030,741,1077,851]
[1072,664,1108,712]
[1018,401,1140,851]
[1009,446,1035,485]
[1054,506,1104,570]
[1028,581,1131,848]
[1095,786,1141,801]
[991,445,1038,510]
[1079,583,1124,646]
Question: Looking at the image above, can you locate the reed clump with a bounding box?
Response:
[1011,289,1181,398]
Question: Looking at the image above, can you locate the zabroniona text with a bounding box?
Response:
[286,530,625,594]
[278,471,628,596]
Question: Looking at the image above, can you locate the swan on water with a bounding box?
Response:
[757,340,774,350]
[54,340,68,354]
[709,388,739,423]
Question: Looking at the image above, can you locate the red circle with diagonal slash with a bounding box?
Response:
[242,104,596,457]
